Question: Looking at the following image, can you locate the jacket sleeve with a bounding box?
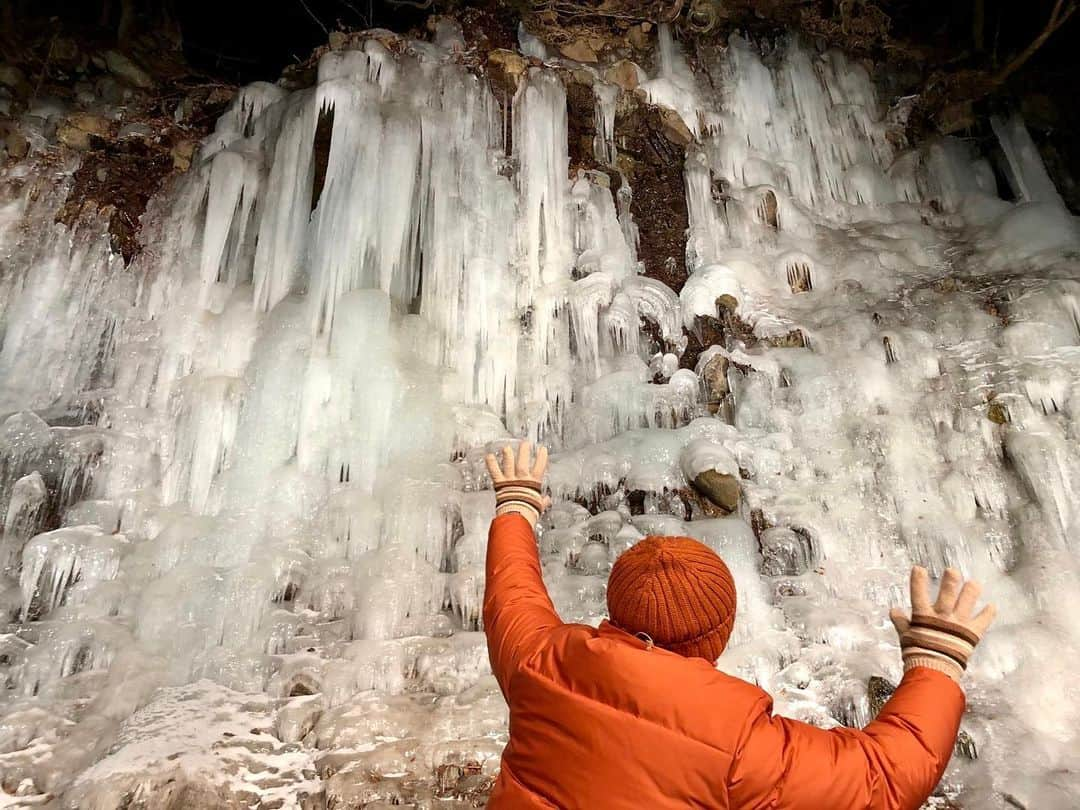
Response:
[482,513,562,697]
[727,667,964,810]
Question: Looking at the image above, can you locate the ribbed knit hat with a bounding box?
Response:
[607,536,736,662]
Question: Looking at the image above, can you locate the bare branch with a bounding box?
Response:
[991,1,1076,86]
[297,0,330,35]
[1050,0,1066,26]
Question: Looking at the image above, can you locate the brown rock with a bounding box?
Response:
[68,112,111,135]
[761,189,779,228]
[559,39,598,63]
[487,49,528,94]
[1,119,28,159]
[763,329,807,348]
[701,354,729,413]
[987,401,1009,424]
[172,139,196,172]
[328,30,348,50]
[605,60,642,91]
[786,261,812,293]
[691,469,740,513]
[868,675,896,717]
[716,294,739,313]
[104,50,154,88]
[659,107,693,146]
[6,132,28,159]
[57,113,111,150]
[628,23,652,50]
[571,67,595,87]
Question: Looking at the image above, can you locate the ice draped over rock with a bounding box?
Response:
[0,23,1079,808]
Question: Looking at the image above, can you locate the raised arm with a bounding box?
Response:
[482,443,561,697]
[728,567,995,810]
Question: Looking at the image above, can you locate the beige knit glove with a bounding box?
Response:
[485,441,551,528]
[890,566,996,683]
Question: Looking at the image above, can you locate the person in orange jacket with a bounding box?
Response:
[483,442,996,810]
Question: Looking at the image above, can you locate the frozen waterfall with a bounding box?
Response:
[1,22,1079,809]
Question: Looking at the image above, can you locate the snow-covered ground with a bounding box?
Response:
[1,21,1078,808]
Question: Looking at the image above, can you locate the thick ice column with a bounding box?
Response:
[251,93,320,313]
[991,113,1065,207]
[0,191,128,411]
[514,69,572,289]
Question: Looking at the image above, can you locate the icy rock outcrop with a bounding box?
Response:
[0,18,1078,810]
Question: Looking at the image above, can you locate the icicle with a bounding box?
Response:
[20,527,126,620]
[592,83,619,166]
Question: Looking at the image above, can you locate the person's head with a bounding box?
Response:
[606,535,736,662]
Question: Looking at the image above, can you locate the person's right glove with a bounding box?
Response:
[890,566,996,683]
[485,441,550,528]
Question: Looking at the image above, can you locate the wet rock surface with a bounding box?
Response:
[0,21,235,264]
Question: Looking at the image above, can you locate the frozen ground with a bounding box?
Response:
[1,20,1079,809]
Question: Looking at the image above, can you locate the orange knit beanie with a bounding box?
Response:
[607,536,737,662]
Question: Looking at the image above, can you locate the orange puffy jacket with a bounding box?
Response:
[483,514,964,809]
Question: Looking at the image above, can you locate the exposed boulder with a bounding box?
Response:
[658,107,693,146]
[559,38,598,63]
[605,59,644,91]
[628,22,653,50]
[691,469,740,513]
[104,49,154,89]
[701,353,729,414]
[56,112,111,150]
[2,122,29,159]
[171,139,196,172]
[487,49,529,94]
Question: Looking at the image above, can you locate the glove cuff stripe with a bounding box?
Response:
[901,638,970,669]
[495,488,544,508]
[910,614,980,646]
[493,479,543,491]
[902,625,975,660]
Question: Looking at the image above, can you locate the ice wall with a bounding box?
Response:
[1,23,1079,809]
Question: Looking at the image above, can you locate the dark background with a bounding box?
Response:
[2,0,1076,86]
[1,0,1078,210]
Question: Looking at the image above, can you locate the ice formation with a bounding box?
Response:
[1,20,1080,809]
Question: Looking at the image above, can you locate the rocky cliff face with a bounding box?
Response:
[1,7,1079,809]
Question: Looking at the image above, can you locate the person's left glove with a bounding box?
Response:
[890,566,995,683]
[485,441,550,528]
